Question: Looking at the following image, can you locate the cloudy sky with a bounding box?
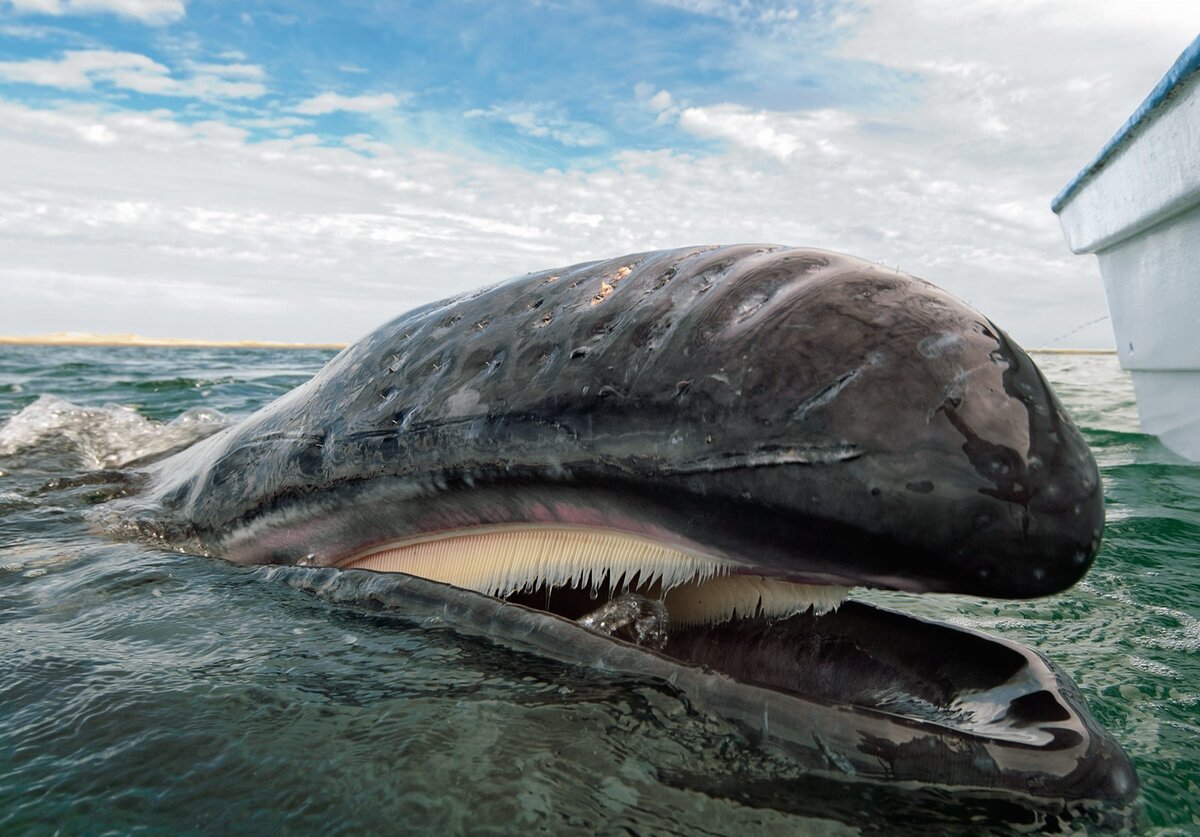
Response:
[1,1,1197,346]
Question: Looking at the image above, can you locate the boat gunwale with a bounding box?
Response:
[1052,34,1200,214]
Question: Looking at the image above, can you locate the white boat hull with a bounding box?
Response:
[1055,36,1200,462]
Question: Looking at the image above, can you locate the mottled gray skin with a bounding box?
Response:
[119,245,1134,818]
[141,244,1102,599]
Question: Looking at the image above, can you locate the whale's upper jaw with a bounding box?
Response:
[136,244,1103,603]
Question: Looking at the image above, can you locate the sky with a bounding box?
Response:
[0,1,1197,347]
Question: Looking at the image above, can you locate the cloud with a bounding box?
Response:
[238,115,309,132]
[832,0,1200,162]
[0,92,1099,345]
[0,20,96,42]
[341,132,393,155]
[648,1,802,26]
[634,84,683,126]
[0,49,266,98]
[675,104,853,160]
[3,1,1199,348]
[3,0,185,25]
[463,104,607,148]
[292,92,404,115]
[0,49,161,90]
[182,61,264,80]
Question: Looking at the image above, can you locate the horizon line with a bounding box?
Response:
[0,332,1119,355]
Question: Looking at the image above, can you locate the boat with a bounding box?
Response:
[1053,34,1200,462]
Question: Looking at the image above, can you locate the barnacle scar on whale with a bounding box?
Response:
[107,245,1136,820]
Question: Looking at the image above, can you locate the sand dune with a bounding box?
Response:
[0,331,1113,354]
[0,332,347,349]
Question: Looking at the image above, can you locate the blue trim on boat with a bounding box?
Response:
[1052,34,1200,214]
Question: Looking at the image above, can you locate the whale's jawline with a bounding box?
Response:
[265,564,1141,821]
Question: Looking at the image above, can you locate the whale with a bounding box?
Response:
[107,245,1137,825]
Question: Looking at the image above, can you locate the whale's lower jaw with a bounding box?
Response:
[263,562,1140,821]
[342,524,851,627]
[324,522,1139,812]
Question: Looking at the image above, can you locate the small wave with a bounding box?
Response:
[0,490,39,511]
[0,394,229,469]
[127,376,238,393]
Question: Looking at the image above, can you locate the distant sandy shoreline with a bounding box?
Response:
[0,332,1116,354]
[0,332,347,349]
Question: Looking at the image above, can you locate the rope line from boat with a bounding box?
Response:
[1036,314,1110,350]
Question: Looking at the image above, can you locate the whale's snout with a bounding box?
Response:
[941,328,1104,598]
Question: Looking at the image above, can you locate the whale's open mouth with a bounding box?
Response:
[266,542,1141,820]
[326,519,1134,811]
[335,522,1076,742]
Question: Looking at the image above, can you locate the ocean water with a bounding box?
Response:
[0,346,1196,834]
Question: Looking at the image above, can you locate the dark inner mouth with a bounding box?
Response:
[509,577,1054,736]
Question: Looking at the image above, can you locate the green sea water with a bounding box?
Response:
[0,346,1196,834]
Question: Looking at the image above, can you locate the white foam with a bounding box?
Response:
[0,394,228,468]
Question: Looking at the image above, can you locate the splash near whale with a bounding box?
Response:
[108,245,1138,826]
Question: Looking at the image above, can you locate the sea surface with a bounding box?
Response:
[0,346,1196,834]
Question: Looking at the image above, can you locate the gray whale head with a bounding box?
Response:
[109,244,1133,819]
[139,244,1103,601]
